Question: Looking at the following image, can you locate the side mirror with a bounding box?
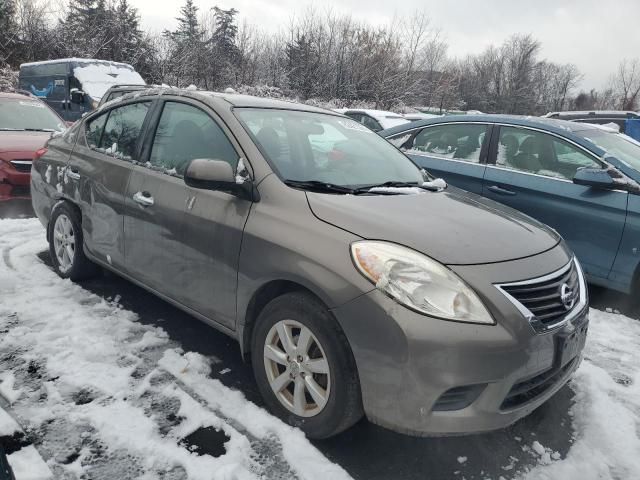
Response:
[572,167,615,189]
[573,166,640,193]
[70,88,85,104]
[184,159,258,200]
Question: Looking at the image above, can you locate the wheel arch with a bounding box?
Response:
[47,198,81,243]
[239,279,331,360]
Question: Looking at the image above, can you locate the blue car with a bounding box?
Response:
[381,115,640,294]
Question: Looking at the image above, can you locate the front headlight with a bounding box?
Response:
[351,241,494,324]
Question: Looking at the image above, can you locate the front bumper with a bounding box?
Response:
[0,162,30,201]
[331,246,588,436]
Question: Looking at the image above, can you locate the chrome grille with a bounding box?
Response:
[496,258,585,333]
[10,160,32,173]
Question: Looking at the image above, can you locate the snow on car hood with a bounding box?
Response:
[73,64,145,100]
[306,187,560,265]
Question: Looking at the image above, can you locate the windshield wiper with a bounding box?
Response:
[24,128,56,132]
[284,180,356,194]
[353,179,447,193]
[0,128,23,131]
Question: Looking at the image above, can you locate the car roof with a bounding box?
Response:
[204,92,335,113]
[338,108,405,120]
[379,113,611,155]
[105,84,147,91]
[113,88,336,114]
[93,88,343,117]
[20,58,135,69]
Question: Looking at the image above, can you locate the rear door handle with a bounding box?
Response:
[66,167,80,180]
[133,191,154,207]
[487,185,516,196]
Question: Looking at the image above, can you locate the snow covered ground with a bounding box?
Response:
[0,217,639,480]
[0,219,349,480]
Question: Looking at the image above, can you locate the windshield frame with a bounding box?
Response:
[0,97,66,132]
[232,107,424,190]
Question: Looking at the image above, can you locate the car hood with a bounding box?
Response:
[306,188,560,265]
[0,131,52,153]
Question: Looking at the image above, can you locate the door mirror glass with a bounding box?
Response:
[184,159,236,190]
[70,88,85,104]
[573,167,615,189]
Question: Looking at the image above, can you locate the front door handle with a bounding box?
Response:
[66,167,80,180]
[487,185,516,196]
[133,191,154,207]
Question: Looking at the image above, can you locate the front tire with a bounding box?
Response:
[251,292,363,439]
[49,203,98,281]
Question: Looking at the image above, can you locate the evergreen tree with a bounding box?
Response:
[173,0,200,40]
[164,0,206,87]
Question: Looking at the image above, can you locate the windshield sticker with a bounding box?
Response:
[336,119,372,133]
[19,101,45,108]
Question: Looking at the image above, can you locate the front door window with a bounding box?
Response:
[497,126,602,180]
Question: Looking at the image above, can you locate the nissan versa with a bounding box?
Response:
[30,89,589,439]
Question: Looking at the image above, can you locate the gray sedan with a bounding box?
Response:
[31,89,588,438]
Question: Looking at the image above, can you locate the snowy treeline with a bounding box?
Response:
[0,0,639,113]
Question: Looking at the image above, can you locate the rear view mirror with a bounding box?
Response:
[70,88,85,104]
[572,168,615,189]
[184,159,258,201]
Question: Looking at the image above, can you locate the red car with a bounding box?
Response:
[0,92,66,202]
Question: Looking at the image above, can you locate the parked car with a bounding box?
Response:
[0,91,65,202]
[98,84,149,107]
[333,108,410,132]
[32,90,588,439]
[543,110,640,136]
[402,112,441,122]
[381,115,640,294]
[18,58,145,122]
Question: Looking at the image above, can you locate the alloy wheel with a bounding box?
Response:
[263,319,331,417]
[53,214,75,273]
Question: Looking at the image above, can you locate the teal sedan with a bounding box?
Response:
[381,115,640,294]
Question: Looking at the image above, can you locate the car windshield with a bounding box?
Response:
[583,130,640,172]
[234,108,423,188]
[0,98,65,132]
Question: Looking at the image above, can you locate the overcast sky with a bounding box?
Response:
[130,0,640,90]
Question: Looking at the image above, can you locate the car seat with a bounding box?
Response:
[454,135,479,160]
[499,134,518,166]
[512,136,542,172]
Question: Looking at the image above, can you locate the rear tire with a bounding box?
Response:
[251,292,363,439]
[48,202,99,281]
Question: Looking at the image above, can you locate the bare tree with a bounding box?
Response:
[611,58,640,110]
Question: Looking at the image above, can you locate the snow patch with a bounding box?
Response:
[0,405,20,436]
[73,64,145,101]
[0,373,22,404]
[7,446,53,480]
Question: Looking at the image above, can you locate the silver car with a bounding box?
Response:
[31,89,589,438]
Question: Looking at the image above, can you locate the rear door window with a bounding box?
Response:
[85,112,108,148]
[402,124,488,163]
[148,101,238,175]
[98,101,151,161]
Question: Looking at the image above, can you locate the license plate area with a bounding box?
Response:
[554,322,588,369]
